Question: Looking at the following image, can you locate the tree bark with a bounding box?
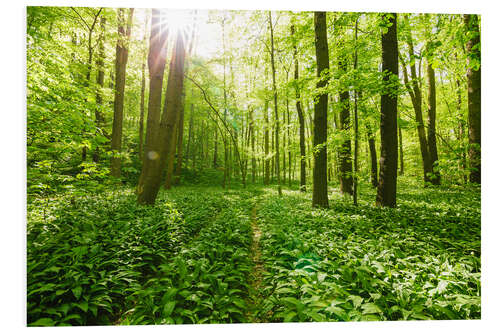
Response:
[264,98,270,185]
[138,30,186,204]
[312,12,329,208]
[92,16,106,163]
[138,18,148,161]
[376,13,398,208]
[268,11,282,196]
[367,123,378,187]
[398,125,404,176]
[136,9,168,202]
[353,17,359,205]
[110,8,134,178]
[426,60,440,184]
[464,14,481,184]
[400,15,432,184]
[339,53,353,196]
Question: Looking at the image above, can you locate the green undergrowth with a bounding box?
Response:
[27,186,233,326]
[255,181,481,322]
[122,190,255,324]
[27,178,480,326]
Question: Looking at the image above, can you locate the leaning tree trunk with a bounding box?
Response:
[376,13,398,208]
[110,8,134,178]
[464,14,481,184]
[137,9,168,202]
[312,12,329,208]
[138,30,186,204]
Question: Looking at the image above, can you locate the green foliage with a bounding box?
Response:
[27,186,233,326]
[255,180,480,322]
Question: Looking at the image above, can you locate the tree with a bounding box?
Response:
[110,8,134,178]
[268,11,282,196]
[426,57,441,184]
[338,29,353,196]
[137,9,168,203]
[138,14,149,160]
[464,14,481,184]
[400,15,432,184]
[291,24,307,192]
[376,13,398,208]
[92,16,106,163]
[312,12,329,208]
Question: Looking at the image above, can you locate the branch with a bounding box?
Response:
[70,7,91,31]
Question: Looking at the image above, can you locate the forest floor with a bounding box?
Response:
[27,176,481,326]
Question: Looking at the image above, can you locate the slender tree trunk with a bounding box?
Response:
[426,60,440,184]
[456,78,467,183]
[173,95,185,185]
[250,108,256,183]
[312,12,329,208]
[93,17,106,163]
[268,11,282,196]
[264,99,270,185]
[353,17,359,205]
[110,8,134,178]
[398,125,404,175]
[138,16,148,160]
[464,14,481,184]
[376,13,398,208]
[291,24,306,192]
[339,59,353,196]
[401,15,432,184]
[213,124,218,168]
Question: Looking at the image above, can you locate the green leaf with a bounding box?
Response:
[30,318,56,326]
[163,301,176,317]
[72,286,83,300]
[361,302,382,314]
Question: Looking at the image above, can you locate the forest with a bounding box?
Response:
[26,6,481,326]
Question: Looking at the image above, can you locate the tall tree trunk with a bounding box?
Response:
[173,95,185,185]
[93,17,106,163]
[264,99,270,185]
[138,15,148,161]
[464,14,481,184]
[426,60,440,184]
[291,24,306,192]
[339,60,353,195]
[353,17,359,205]
[213,124,218,168]
[110,8,134,178]
[268,11,282,196]
[401,15,432,184]
[367,123,378,187]
[138,30,186,204]
[312,12,329,208]
[376,13,398,208]
[456,78,467,183]
[137,9,168,202]
[398,125,404,175]
[250,108,256,183]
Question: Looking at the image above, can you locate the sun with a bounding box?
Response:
[160,9,195,36]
